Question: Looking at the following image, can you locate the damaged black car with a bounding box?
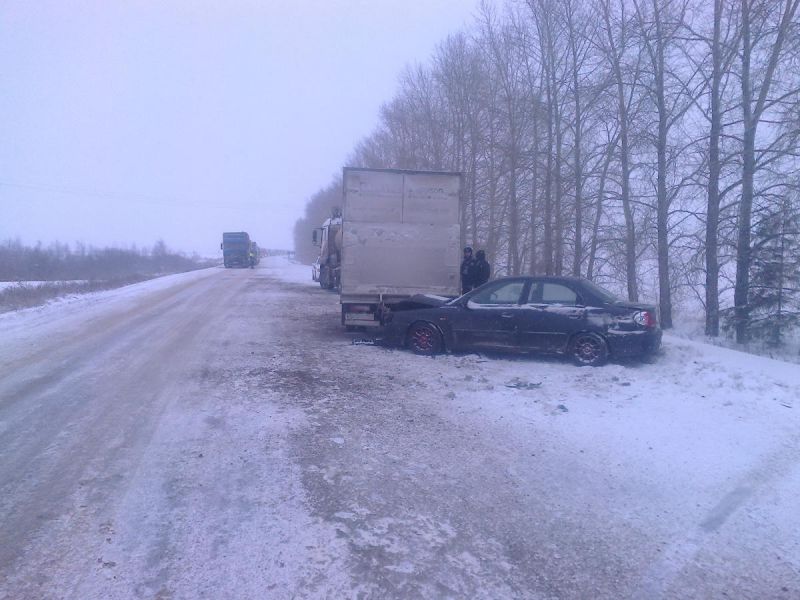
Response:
[380,276,662,366]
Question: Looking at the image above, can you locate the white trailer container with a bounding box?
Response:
[340,167,463,327]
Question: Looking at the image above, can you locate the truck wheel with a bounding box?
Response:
[407,322,443,355]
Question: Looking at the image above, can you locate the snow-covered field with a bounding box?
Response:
[1,256,799,599]
[0,268,216,328]
[0,280,91,291]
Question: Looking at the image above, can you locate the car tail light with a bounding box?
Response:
[633,311,657,328]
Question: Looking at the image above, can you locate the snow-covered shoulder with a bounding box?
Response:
[262,255,317,287]
[0,268,219,344]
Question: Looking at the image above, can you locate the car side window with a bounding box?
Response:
[540,283,578,305]
[525,282,542,304]
[469,281,525,305]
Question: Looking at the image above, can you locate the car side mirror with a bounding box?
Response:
[220,242,223,250]
[312,229,319,246]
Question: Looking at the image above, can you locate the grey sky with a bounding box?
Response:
[0,0,477,256]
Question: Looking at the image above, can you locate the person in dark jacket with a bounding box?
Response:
[472,249,491,287]
[460,247,475,294]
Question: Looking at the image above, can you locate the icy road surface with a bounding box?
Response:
[1,258,799,599]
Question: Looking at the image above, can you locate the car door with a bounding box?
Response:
[451,280,527,350]
[517,281,586,352]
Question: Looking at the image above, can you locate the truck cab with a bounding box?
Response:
[221,231,251,268]
[312,211,342,290]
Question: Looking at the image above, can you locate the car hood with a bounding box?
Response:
[393,294,454,311]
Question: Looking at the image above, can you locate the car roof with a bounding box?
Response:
[489,275,588,284]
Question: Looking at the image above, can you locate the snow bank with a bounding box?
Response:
[262,256,317,287]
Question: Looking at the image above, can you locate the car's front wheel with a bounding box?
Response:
[570,332,608,366]
[407,322,443,355]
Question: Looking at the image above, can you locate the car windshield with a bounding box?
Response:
[581,279,618,303]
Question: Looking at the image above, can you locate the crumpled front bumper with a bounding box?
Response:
[605,328,662,357]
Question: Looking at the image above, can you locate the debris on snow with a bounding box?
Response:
[505,378,542,390]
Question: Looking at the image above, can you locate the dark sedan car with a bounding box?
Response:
[380,276,661,366]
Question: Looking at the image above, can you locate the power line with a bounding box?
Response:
[0,179,267,210]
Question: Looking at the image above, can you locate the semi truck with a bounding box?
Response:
[221,231,251,268]
[314,167,462,328]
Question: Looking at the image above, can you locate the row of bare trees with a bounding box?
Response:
[0,239,209,282]
[296,0,800,346]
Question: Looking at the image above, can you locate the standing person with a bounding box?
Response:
[460,247,476,294]
[472,249,491,287]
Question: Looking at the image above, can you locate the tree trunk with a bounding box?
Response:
[529,102,540,275]
[736,0,754,343]
[508,114,520,275]
[571,34,583,277]
[705,0,723,337]
[543,76,554,275]
[588,145,613,280]
[602,0,638,301]
[653,0,673,328]
[618,88,638,302]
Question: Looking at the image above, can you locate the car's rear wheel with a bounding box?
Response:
[407,322,443,355]
[570,332,608,366]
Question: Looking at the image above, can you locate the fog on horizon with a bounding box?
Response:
[0,1,475,257]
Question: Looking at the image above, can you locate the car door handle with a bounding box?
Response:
[500,313,515,318]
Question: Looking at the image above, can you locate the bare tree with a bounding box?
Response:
[687,0,743,336]
[478,3,531,274]
[295,0,800,351]
[596,0,643,301]
[632,0,701,328]
[735,0,800,343]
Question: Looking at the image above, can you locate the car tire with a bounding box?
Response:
[407,322,443,355]
[570,332,608,367]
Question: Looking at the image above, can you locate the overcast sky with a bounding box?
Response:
[0,0,479,256]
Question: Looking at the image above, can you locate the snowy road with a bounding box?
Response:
[1,259,799,599]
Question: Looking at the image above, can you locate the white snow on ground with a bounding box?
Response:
[260,255,317,286]
[0,280,91,291]
[0,268,218,344]
[268,257,800,588]
[3,256,799,597]
[376,336,800,544]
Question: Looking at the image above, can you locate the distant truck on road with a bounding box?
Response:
[221,232,251,268]
[313,167,462,327]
